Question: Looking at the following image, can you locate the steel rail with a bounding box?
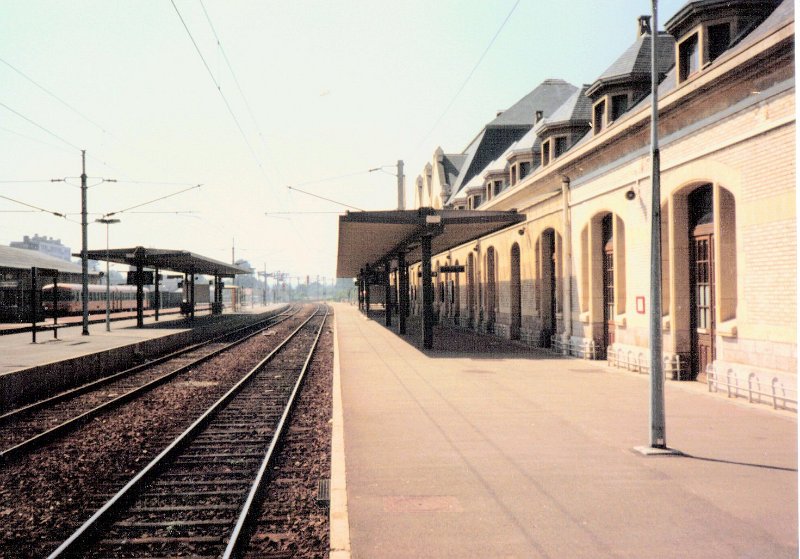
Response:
[0,305,294,422]
[0,306,301,463]
[223,304,329,558]
[46,304,325,558]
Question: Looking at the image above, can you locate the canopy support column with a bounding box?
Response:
[422,234,433,350]
[398,252,407,335]
[135,265,144,328]
[154,267,160,322]
[357,272,363,311]
[384,262,392,327]
[365,273,371,317]
[189,267,196,322]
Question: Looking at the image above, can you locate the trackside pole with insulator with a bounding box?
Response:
[81,151,89,336]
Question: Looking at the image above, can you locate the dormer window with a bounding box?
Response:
[554,136,568,158]
[676,19,733,84]
[610,94,629,122]
[542,139,551,166]
[519,161,531,180]
[707,23,731,63]
[678,32,700,81]
[593,100,606,134]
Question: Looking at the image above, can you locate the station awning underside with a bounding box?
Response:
[79,247,250,277]
[337,209,525,278]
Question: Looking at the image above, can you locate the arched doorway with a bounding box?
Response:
[486,247,497,327]
[510,243,521,340]
[689,185,715,380]
[541,229,557,346]
[602,214,614,356]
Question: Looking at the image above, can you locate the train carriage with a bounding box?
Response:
[41,283,150,315]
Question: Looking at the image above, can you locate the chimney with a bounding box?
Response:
[535,110,544,123]
[638,15,651,37]
[496,110,505,117]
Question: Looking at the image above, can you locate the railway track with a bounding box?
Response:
[46,304,329,558]
[0,306,300,463]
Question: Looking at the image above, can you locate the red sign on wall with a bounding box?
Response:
[636,296,646,314]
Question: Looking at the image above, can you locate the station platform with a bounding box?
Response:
[0,304,285,410]
[330,303,797,559]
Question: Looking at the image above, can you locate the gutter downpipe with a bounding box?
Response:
[561,176,573,355]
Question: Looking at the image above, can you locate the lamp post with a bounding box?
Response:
[95,218,120,331]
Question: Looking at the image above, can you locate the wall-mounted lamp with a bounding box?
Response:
[473,245,479,252]
[625,189,636,201]
[518,228,525,236]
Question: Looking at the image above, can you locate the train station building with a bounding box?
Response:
[338,0,795,400]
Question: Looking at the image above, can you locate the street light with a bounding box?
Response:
[95,218,120,332]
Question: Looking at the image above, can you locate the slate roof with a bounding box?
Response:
[488,79,578,126]
[540,85,593,129]
[442,153,468,187]
[509,123,544,155]
[586,32,675,97]
[0,244,86,274]
[725,0,792,52]
[445,79,578,205]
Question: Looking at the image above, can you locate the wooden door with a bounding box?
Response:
[691,227,715,380]
[603,241,615,352]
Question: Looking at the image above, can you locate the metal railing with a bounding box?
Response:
[551,336,598,360]
[707,365,797,411]
[606,347,685,380]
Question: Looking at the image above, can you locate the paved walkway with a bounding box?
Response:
[0,304,281,375]
[332,303,797,559]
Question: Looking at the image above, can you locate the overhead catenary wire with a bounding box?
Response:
[286,186,364,211]
[102,184,203,218]
[170,0,266,179]
[0,100,82,152]
[198,1,265,149]
[0,56,107,133]
[0,192,79,223]
[414,0,521,151]
[0,125,77,155]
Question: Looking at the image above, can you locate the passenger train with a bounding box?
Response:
[41,283,151,315]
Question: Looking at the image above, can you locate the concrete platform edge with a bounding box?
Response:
[329,311,351,559]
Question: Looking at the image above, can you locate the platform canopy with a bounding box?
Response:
[79,247,250,277]
[337,208,526,277]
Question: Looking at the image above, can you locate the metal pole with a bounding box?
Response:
[649,0,666,449]
[81,150,89,336]
[105,223,110,332]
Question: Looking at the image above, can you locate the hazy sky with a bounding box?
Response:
[1,0,686,281]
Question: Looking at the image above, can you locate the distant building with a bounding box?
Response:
[0,244,100,322]
[10,234,71,262]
